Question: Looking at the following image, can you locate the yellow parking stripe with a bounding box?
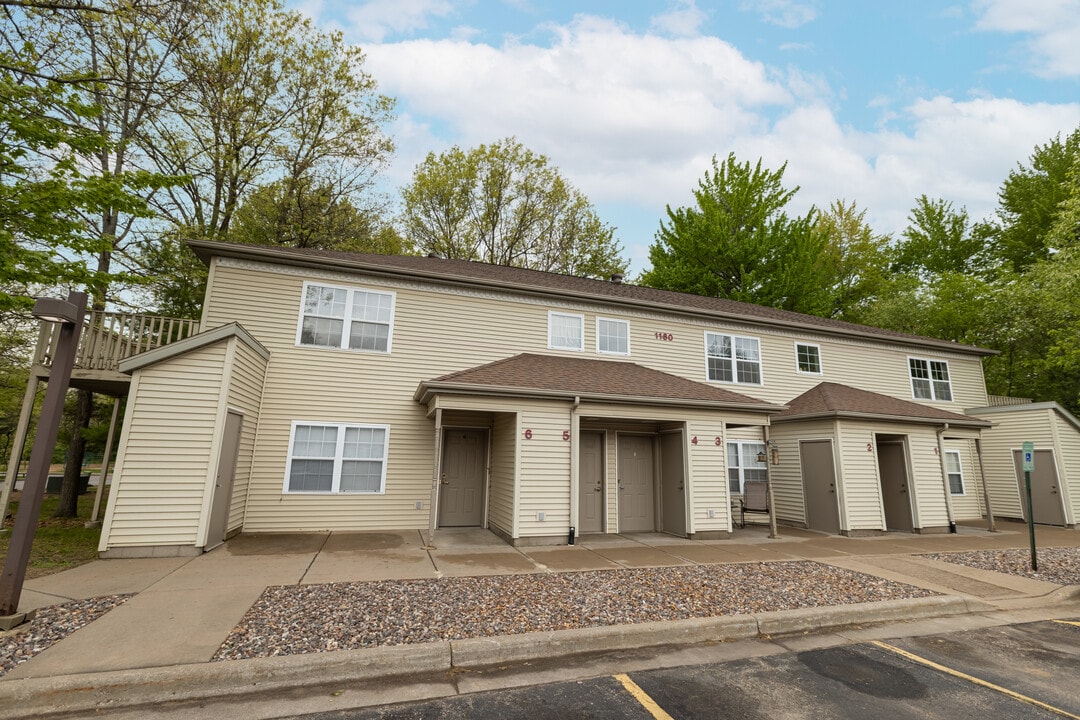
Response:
[1052,620,1080,628]
[872,641,1080,720]
[614,673,675,720]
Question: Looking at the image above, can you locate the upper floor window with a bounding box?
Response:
[285,422,389,494]
[706,332,762,384]
[909,357,952,401]
[727,441,767,494]
[298,282,394,353]
[597,317,630,355]
[944,450,965,495]
[795,343,822,374]
[549,311,584,351]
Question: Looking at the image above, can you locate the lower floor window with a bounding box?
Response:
[728,441,767,494]
[944,450,965,495]
[286,422,389,493]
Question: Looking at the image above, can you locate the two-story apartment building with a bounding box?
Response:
[96,240,1076,557]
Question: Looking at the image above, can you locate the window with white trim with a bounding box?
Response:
[548,311,584,351]
[909,357,952,401]
[795,343,822,374]
[944,450,965,495]
[596,317,630,355]
[706,332,762,384]
[297,282,395,353]
[727,441,767,494]
[285,422,389,494]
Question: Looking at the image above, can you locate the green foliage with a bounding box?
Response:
[401,137,627,278]
[992,127,1080,272]
[895,196,994,279]
[814,200,897,322]
[641,153,833,315]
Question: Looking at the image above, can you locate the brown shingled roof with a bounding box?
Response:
[772,382,990,428]
[187,239,996,357]
[415,353,781,411]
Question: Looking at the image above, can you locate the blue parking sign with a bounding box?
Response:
[1022,441,1034,471]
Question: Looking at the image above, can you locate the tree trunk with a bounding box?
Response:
[54,388,92,518]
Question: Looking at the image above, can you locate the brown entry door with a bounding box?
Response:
[439,429,486,527]
[618,435,655,533]
[1013,449,1066,526]
[207,410,242,549]
[578,431,604,534]
[660,432,686,536]
[800,440,840,534]
[878,441,913,531]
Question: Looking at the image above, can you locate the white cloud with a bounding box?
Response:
[341,0,456,43]
[973,0,1080,77]
[650,0,708,37]
[740,0,819,29]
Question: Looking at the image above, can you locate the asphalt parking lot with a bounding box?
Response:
[297,619,1080,719]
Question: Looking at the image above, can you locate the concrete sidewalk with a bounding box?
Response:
[2,520,1079,718]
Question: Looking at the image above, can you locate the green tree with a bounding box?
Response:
[814,200,896,322]
[992,127,1080,272]
[894,196,993,279]
[641,153,833,315]
[401,137,627,278]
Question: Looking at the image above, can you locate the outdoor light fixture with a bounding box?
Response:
[31,296,80,325]
[757,441,780,466]
[0,291,87,627]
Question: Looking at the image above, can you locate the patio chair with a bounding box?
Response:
[739,480,770,528]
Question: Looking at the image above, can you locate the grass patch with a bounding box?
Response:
[1,491,102,579]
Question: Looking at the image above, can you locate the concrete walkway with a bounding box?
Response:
[2,520,1079,717]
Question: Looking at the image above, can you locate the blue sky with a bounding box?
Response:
[291,0,1080,273]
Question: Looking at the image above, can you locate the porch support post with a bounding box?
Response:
[974,437,996,532]
[426,407,443,548]
[936,424,957,533]
[1,376,40,530]
[88,397,122,526]
[763,424,779,539]
[568,397,580,542]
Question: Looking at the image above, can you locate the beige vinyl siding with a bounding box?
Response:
[488,412,517,537]
[223,338,268,533]
[199,258,990,534]
[1053,413,1080,525]
[686,419,729,532]
[968,407,1053,519]
[944,439,986,522]
[834,421,887,532]
[100,343,228,549]
[516,402,572,537]
[769,420,837,526]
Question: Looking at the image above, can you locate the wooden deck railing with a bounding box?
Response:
[34,311,200,373]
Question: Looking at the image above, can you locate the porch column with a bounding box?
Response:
[568,397,580,542]
[426,408,443,548]
[974,437,996,532]
[88,397,122,526]
[763,425,779,539]
[936,425,957,533]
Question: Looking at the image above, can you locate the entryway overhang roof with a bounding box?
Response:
[415,353,784,414]
[771,382,991,429]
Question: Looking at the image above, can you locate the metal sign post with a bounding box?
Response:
[1022,441,1037,571]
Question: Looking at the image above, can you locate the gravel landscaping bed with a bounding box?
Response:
[923,546,1080,586]
[0,594,132,677]
[214,561,934,661]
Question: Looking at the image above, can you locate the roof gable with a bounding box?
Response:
[773,382,990,428]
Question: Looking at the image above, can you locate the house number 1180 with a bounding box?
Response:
[655,332,674,341]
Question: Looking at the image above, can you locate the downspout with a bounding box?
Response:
[936,423,957,533]
[974,437,996,532]
[568,396,580,545]
[763,425,779,539]
[426,407,443,548]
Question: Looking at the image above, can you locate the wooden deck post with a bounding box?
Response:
[0,376,40,529]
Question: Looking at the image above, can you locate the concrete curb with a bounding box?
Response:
[0,595,1031,719]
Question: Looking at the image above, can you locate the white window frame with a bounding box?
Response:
[705,331,763,385]
[795,342,823,375]
[596,317,630,356]
[284,421,390,494]
[727,441,767,495]
[548,311,585,351]
[944,450,965,495]
[908,356,953,401]
[295,281,396,354]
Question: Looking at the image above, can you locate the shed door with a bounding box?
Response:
[878,441,914,531]
[578,431,604,534]
[207,410,242,549]
[801,440,840,534]
[1013,449,1066,526]
[618,435,655,533]
[439,429,486,527]
[660,431,686,537]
